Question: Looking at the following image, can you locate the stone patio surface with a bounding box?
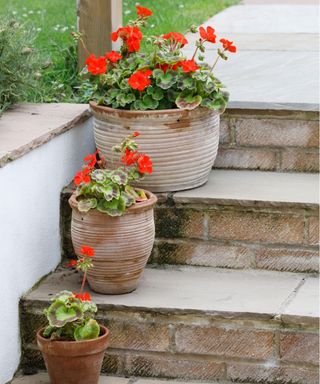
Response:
[184,3,319,110]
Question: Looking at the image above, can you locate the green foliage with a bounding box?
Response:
[75,134,151,216]
[43,291,100,341]
[0,19,38,115]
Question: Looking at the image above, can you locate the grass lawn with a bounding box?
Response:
[0,0,238,103]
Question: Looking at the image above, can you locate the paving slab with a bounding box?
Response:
[282,277,320,325]
[184,4,319,109]
[200,5,319,34]
[26,267,307,321]
[183,49,318,107]
[173,170,319,208]
[11,373,129,384]
[0,103,91,168]
[11,373,220,383]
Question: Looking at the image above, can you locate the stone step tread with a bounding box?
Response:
[0,103,90,169]
[172,170,319,208]
[24,266,319,326]
[11,372,220,383]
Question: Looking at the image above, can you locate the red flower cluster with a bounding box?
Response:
[122,149,153,174]
[74,167,91,186]
[137,155,152,174]
[80,245,95,257]
[163,32,188,46]
[111,26,143,52]
[128,69,152,91]
[172,59,199,73]
[105,50,122,63]
[85,54,107,75]
[74,151,99,186]
[199,26,216,43]
[74,292,91,301]
[220,38,237,53]
[136,5,152,17]
[66,259,77,268]
[155,63,169,73]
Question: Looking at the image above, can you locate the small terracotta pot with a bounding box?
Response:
[37,325,109,384]
[69,190,157,294]
[90,102,220,193]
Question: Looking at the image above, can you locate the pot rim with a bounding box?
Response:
[69,188,157,216]
[89,101,219,117]
[36,324,109,345]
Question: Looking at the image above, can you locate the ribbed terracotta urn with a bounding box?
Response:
[69,191,157,294]
[90,102,220,193]
[37,325,109,384]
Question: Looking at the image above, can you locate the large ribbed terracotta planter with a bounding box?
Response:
[90,102,220,192]
[37,325,109,384]
[69,191,157,294]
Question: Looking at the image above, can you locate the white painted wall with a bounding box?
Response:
[0,118,94,384]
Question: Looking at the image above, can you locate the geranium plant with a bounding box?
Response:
[43,246,99,341]
[73,132,152,216]
[77,5,236,111]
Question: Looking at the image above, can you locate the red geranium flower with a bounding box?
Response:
[111,26,143,52]
[122,148,139,166]
[155,63,169,73]
[133,131,140,137]
[174,60,200,73]
[128,69,152,91]
[84,151,98,169]
[163,32,188,46]
[136,5,152,17]
[66,259,77,268]
[85,54,107,75]
[74,292,91,301]
[80,245,95,257]
[137,154,153,174]
[74,167,91,186]
[220,38,237,53]
[199,26,216,43]
[105,50,122,63]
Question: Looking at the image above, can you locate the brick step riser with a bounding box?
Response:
[20,303,319,383]
[217,109,319,173]
[61,192,319,273]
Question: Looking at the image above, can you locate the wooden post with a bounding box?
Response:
[77,0,122,68]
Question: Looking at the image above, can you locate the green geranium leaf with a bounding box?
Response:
[74,319,100,341]
[121,191,135,207]
[111,169,128,185]
[147,86,164,101]
[203,81,217,94]
[99,184,120,201]
[177,76,196,91]
[47,301,83,327]
[81,301,98,314]
[154,69,178,90]
[133,95,159,110]
[96,196,126,216]
[91,169,110,183]
[77,198,98,212]
[176,94,202,110]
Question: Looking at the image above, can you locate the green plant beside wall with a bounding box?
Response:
[0,19,38,115]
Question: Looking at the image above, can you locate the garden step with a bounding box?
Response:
[20,266,319,383]
[61,170,319,273]
[11,372,222,384]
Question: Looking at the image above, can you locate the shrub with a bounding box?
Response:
[0,19,38,115]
